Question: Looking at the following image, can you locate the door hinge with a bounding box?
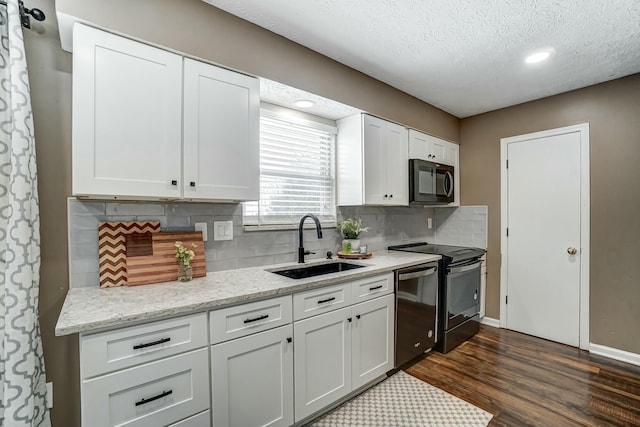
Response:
[506,227,509,237]
[506,295,508,304]
[506,159,509,169]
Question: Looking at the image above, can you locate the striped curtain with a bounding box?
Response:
[0,1,50,426]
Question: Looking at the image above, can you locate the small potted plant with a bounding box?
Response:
[337,217,369,254]
[175,241,197,282]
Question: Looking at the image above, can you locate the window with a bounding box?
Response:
[243,110,337,228]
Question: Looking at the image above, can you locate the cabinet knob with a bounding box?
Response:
[286,337,292,343]
[347,317,352,323]
[389,194,393,198]
[384,194,388,198]
[171,180,178,186]
[190,181,196,187]
[356,314,361,319]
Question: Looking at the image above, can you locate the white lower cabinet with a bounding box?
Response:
[293,292,395,423]
[351,294,395,390]
[82,348,209,427]
[77,274,396,427]
[211,325,294,427]
[294,307,352,421]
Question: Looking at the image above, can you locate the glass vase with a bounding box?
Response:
[178,265,193,282]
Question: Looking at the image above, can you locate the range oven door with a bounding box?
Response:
[409,159,454,205]
[444,259,481,330]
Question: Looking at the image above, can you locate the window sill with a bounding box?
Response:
[243,223,337,232]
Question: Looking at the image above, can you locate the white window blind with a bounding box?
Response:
[243,111,337,227]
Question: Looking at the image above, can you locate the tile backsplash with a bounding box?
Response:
[434,206,488,249]
[67,199,438,288]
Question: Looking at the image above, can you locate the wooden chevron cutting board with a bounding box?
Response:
[125,231,207,286]
[98,221,161,288]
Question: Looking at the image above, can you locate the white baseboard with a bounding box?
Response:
[480,316,500,328]
[590,343,640,367]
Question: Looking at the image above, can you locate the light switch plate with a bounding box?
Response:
[194,222,208,241]
[427,218,433,229]
[213,221,233,241]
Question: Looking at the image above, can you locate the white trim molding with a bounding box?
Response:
[590,343,640,367]
[480,317,500,328]
[500,123,590,350]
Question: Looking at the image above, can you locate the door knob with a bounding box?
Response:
[567,247,577,255]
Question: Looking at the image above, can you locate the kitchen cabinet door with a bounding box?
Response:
[183,59,259,201]
[362,114,408,205]
[211,325,293,427]
[362,115,388,204]
[294,307,352,422]
[351,294,395,390]
[383,121,409,205]
[408,129,449,164]
[72,24,183,199]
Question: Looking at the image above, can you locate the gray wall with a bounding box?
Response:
[460,74,640,354]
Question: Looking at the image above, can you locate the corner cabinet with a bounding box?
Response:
[72,24,259,201]
[408,129,460,206]
[337,114,408,206]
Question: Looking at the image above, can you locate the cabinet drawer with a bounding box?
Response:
[82,348,209,427]
[81,313,208,378]
[351,273,394,303]
[293,283,351,321]
[168,411,210,427]
[210,295,292,344]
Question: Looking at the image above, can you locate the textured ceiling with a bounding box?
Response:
[203,0,640,118]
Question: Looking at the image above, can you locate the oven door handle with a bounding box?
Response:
[448,260,482,274]
[398,267,437,281]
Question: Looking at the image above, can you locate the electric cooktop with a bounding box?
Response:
[387,242,485,264]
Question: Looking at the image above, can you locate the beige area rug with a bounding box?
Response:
[311,370,493,427]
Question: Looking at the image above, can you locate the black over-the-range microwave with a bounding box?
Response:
[409,159,454,205]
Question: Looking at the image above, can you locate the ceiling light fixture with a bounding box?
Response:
[294,100,315,108]
[525,50,552,64]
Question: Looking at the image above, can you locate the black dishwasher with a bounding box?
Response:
[394,262,439,367]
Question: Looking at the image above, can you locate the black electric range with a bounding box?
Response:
[388,242,486,353]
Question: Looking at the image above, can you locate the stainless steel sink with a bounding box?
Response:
[269,262,365,280]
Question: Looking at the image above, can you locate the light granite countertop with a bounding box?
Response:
[55,250,440,336]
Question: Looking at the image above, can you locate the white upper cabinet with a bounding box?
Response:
[408,128,458,166]
[337,114,408,206]
[72,24,259,201]
[183,58,259,201]
[72,23,183,199]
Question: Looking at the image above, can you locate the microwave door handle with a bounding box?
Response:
[444,171,453,197]
[398,267,437,281]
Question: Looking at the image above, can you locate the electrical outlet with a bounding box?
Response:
[194,222,208,241]
[46,382,53,409]
[427,218,433,229]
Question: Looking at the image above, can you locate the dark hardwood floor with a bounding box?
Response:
[405,325,640,426]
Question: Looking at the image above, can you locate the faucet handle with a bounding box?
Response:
[326,251,333,259]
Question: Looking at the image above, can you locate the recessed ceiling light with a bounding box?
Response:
[525,50,552,64]
[294,100,315,108]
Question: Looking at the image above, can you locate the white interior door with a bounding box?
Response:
[501,124,589,348]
